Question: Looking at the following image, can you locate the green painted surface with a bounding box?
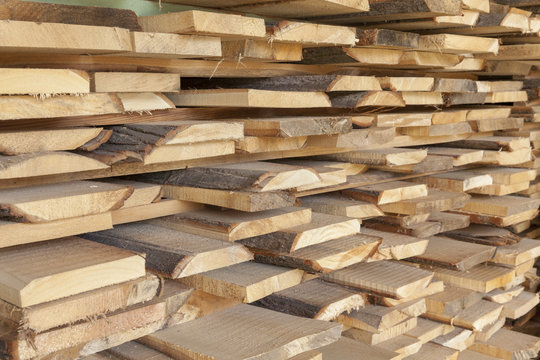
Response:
[23,0,193,16]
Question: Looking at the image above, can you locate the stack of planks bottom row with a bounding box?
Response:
[2,0,540,359]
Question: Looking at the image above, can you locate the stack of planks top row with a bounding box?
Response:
[1,0,540,359]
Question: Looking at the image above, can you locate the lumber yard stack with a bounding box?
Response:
[3,0,540,359]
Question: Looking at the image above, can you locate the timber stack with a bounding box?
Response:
[2,0,540,358]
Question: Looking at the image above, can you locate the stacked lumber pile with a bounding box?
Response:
[2,0,540,359]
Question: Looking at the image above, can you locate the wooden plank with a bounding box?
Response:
[363,228,429,261]
[0,127,102,155]
[256,279,365,320]
[239,212,361,252]
[405,318,453,343]
[131,32,222,59]
[140,304,342,360]
[356,29,419,49]
[432,328,475,351]
[1,281,191,360]
[0,212,112,249]
[222,39,302,62]
[308,0,461,23]
[0,237,145,307]
[470,328,540,359]
[270,21,357,46]
[0,19,131,54]
[107,342,173,360]
[82,223,253,279]
[241,116,352,137]
[461,195,540,216]
[338,298,426,332]
[374,335,422,357]
[344,317,418,345]
[378,77,434,91]
[343,181,428,205]
[420,171,492,192]
[110,180,161,209]
[150,207,312,241]
[411,236,495,271]
[135,162,320,192]
[319,148,427,166]
[160,186,295,212]
[252,233,382,273]
[404,342,458,360]
[0,180,132,223]
[0,0,142,30]
[378,190,470,215]
[0,274,160,333]
[111,199,202,225]
[167,89,331,108]
[183,75,382,92]
[300,193,384,218]
[179,262,303,303]
[429,264,515,292]
[92,72,180,93]
[501,291,540,319]
[419,33,499,54]
[0,93,125,121]
[377,280,444,307]
[0,152,109,180]
[492,238,540,266]
[323,261,434,299]
[427,299,502,331]
[318,337,400,360]
[139,10,265,39]
[444,224,521,246]
[0,68,89,94]
[302,47,461,68]
[160,0,370,18]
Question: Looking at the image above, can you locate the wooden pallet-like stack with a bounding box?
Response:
[1,0,540,358]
